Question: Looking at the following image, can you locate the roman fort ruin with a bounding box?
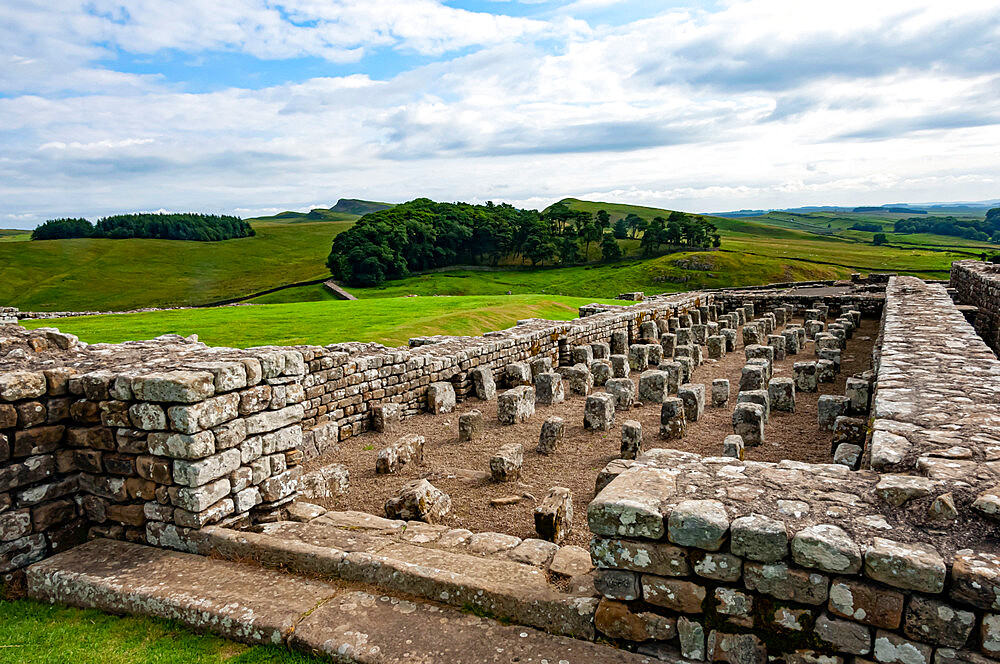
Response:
[3,260,1000,663]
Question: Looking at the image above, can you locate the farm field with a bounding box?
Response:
[18,294,620,348]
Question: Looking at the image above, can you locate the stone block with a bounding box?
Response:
[643,576,707,614]
[384,479,451,524]
[740,365,765,392]
[676,356,694,384]
[605,378,635,410]
[534,372,564,405]
[611,330,628,355]
[712,379,730,407]
[563,364,593,395]
[676,328,693,346]
[846,377,871,414]
[744,562,829,605]
[490,443,523,482]
[658,398,686,440]
[819,349,842,372]
[167,393,239,434]
[584,393,616,431]
[864,538,946,594]
[668,499,729,551]
[529,356,552,378]
[371,402,400,433]
[791,524,862,574]
[679,383,705,422]
[693,551,742,583]
[707,335,726,359]
[742,324,763,347]
[590,360,612,386]
[594,598,676,643]
[610,354,630,378]
[816,614,872,656]
[620,420,642,460]
[795,362,818,392]
[497,385,535,424]
[722,434,744,460]
[950,551,1000,611]
[534,487,572,544]
[768,377,795,412]
[131,371,215,403]
[782,329,800,355]
[707,631,766,664]
[679,617,706,661]
[660,333,677,359]
[470,367,496,400]
[818,395,850,430]
[903,596,975,648]
[458,410,484,442]
[427,381,456,414]
[660,362,682,394]
[638,370,670,403]
[297,464,349,500]
[595,459,634,494]
[595,569,641,601]
[833,443,862,469]
[832,416,866,448]
[0,372,47,402]
[375,433,424,474]
[570,345,594,366]
[590,342,610,360]
[872,631,931,664]
[172,448,241,487]
[537,417,564,455]
[588,466,675,539]
[591,536,691,577]
[628,344,650,371]
[828,577,904,629]
[730,514,788,562]
[737,389,770,423]
[817,359,836,383]
[722,328,737,352]
[732,402,765,447]
[692,324,707,345]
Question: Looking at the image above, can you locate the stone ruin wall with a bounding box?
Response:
[951,260,1000,353]
[0,290,707,574]
[586,275,1000,664]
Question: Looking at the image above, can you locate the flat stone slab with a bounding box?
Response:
[291,590,653,663]
[27,538,334,645]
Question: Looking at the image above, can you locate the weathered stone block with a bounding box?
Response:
[722,434,744,460]
[737,389,770,424]
[668,499,729,551]
[605,378,635,410]
[679,616,706,661]
[563,364,593,395]
[643,576,707,614]
[590,342,611,360]
[595,569,640,601]
[570,345,594,366]
[732,402,765,447]
[660,397,686,440]
[903,596,975,648]
[297,464,349,500]
[458,409,484,442]
[768,377,795,413]
[610,330,628,355]
[375,433,424,474]
[816,613,872,656]
[833,443,862,469]
[694,552,742,583]
[591,536,691,576]
[610,354,630,379]
[707,631,766,664]
[533,372,564,406]
[791,524,862,574]
[638,370,670,403]
[172,448,241,487]
[371,402,400,433]
[744,562,829,605]
[679,383,705,422]
[537,416,564,455]
[660,333,677,359]
[588,466,675,539]
[427,381,456,414]
[817,359,836,383]
[731,514,787,562]
[740,365,765,392]
[584,393,616,431]
[707,335,726,359]
[794,362,818,392]
[590,359,612,386]
[470,366,496,400]
[131,371,214,403]
[872,631,931,664]
[529,356,552,378]
[828,577,903,629]
[864,538,946,594]
[384,479,450,524]
[497,385,535,424]
[534,487,572,544]
[712,379,730,407]
[818,395,850,430]
[490,443,523,482]
[620,420,642,460]
[594,598,676,643]
[628,344,650,371]
[950,551,1000,611]
[846,377,871,414]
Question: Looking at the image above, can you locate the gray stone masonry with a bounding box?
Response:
[660,333,676,359]
[489,443,523,482]
[534,371,564,405]
[638,370,670,404]
[427,381,456,414]
[733,402,765,446]
[584,393,616,431]
[497,385,535,425]
[768,377,795,413]
[504,362,532,387]
[794,361,818,392]
[605,378,635,411]
[818,394,850,430]
[739,364,765,392]
[659,398,686,440]
[767,334,786,361]
[737,389,770,424]
[712,379,730,407]
[707,335,725,359]
[590,359,612,386]
[458,410,484,442]
[620,420,642,460]
[678,383,705,423]
[817,358,836,383]
[470,366,496,401]
[563,363,593,396]
[610,354,630,378]
[537,416,564,455]
[384,479,450,523]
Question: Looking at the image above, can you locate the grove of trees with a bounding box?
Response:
[894,209,1000,244]
[31,213,255,241]
[327,198,720,287]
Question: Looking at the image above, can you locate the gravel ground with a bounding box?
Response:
[304,316,877,548]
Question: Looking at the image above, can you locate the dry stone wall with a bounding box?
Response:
[585,275,1000,664]
[0,290,707,573]
[951,260,1000,353]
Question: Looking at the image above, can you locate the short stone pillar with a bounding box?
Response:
[659,362,682,394]
[564,364,593,395]
[505,362,533,387]
[660,397,687,439]
[773,307,787,326]
[638,321,659,343]
[793,362,818,392]
[667,316,680,332]
[646,343,664,366]
[376,433,425,474]
[537,417,564,455]
[584,393,616,431]
[692,324,707,345]
[817,395,850,430]
[818,348,841,372]
[428,381,456,414]
[723,434,745,460]
[458,410,484,441]
[535,372,565,405]
[712,378,730,407]
[814,333,840,355]
[610,330,628,356]
[498,385,535,424]
[529,357,552,378]
[737,389,770,424]
[605,378,635,410]
[678,383,705,422]
[590,359,612,387]
[385,479,451,523]
[743,303,755,320]
[620,420,642,460]
[845,377,871,414]
[534,487,572,544]
[768,377,795,413]
[675,357,693,384]
[676,327,693,347]
[733,402,765,447]
[372,402,400,433]
[570,344,593,367]
[678,313,693,328]
[816,359,836,383]
[833,443,862,469]
[747,358,772,383]
[742,324,763,347]
[707,335,726,359]
[767,334,786,361]
[610,354,630,378]
[721,328,737,352]
[804,320,825,339]
[591,341,611,360]
[660,333,677,359]
[832,416,866,448]
[739,365,765,392]
[804,308,822,322]
[628,344,650,371]
[689,309,701,325]
[490,443,524,481]
[745,344,775,363]
[639,370,670,403]
[470,367,496,401]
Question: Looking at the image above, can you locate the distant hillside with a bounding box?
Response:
[329,198,393,215]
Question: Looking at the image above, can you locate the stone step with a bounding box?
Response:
[193,519,601,640]
[27,538,653,663]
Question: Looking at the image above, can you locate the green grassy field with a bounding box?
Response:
[0,598,319,664]
[19,294,619,348]
[0,220,355,311]
[0,229,30,242]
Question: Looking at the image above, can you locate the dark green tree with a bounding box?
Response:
[612,218,628,239]
[600,233,623,261]
[873,233,888,246]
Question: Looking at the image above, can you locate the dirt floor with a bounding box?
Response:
[305,315,877,548]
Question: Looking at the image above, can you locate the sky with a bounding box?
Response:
[1,0,999,228]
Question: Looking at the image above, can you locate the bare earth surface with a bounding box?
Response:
[306,316,877,548]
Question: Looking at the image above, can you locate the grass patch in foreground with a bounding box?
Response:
[0,598,318,664]
[20,294,620,348]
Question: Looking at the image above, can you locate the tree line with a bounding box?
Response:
[31,213,255,241]
[894,209,1000,244]
[327,198,720,287]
